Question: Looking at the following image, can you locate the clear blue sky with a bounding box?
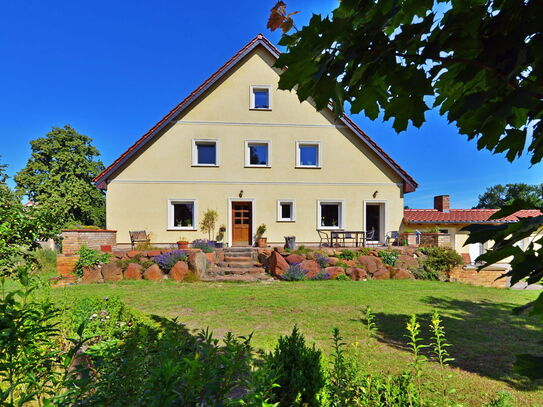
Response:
[1,0,541,209]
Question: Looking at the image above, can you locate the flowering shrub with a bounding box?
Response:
[311,270,330,280]
[314,252,330,268]
[191,239,215,253]
[154,250,188,271]
[281,264,307,281]
[377,249,399,266]
[338,249,356,260]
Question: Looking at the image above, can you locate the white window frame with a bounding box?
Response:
[167,199,198,230]
[249,85,272,110]
[296,141,321,168]
[277,199,296,222]
[192,139,219,166]
[317,200,344,230]
[245,140,272,167]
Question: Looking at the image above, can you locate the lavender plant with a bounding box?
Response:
[154,250,188,271]
[281,264,307,281]
[311,270,330,280]
[191,239,215,253]
[314,252,330,268]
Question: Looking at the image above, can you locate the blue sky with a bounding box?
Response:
[1,0,541,209]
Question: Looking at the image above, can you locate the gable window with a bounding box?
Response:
[245,141,271,167]
[168,200,197,230]
[250,85,271,110]
[296,142,321,168]
[318,200,343,229]
[277,200,295,222]
[192,139,218,166]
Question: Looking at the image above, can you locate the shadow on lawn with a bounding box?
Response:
[368,296,542,390]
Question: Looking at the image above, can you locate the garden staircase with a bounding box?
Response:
[207,247,273,282]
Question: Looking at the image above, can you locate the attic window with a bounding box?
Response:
[192,139,219,166]
[250,86,271,110]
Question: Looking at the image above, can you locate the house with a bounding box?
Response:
[93,34,417,247]
[403,194,542,263]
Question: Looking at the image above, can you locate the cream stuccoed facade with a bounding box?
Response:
[95,35,417,246]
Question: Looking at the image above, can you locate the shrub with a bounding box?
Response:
[335,273,351,281]
[483,392,514,407]
[281,264,307,281]
[33,248,57,275]
[418,247,463,273]
[311,270,330,280]
[358,247,372,256]
[292,245,311,255]
[116,254,155,271]
[256,223,267,238]
[74,245,110,277]
[314,252,330,268]
[191,239,215,253]
[154,250,188,271]
[200,209,218,240]
[377,249,399,266]
[338,249,356,260]
[266,326,325,407]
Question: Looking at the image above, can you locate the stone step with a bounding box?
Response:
[224,256,252,262]
[201,274,274,283]
[218,261,258,269]
[224,252,253,258]
[219,267,265,275]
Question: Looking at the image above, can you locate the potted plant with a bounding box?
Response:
[255,224,267,248]
[177,237,189,250]
[215,224,226,248]
[200,209,218,245]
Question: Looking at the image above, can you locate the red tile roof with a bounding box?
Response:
[404,209,542,224]
[93,34,417,193]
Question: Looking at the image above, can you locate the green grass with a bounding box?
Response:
[47,280,543,406]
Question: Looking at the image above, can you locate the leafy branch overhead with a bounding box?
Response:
[269,0,543,165]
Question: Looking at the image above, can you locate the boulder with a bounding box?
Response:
[101,262,123,282]
[285,254,304,265]
[169,261,189,281]
[300,260,320,278]
[396,255,419,270]
[357,255,383,274]
[373,269,391,280]
[205,252,216,264]
[391,268,414,280]
[82,267,103,284]
[269,250,289,277]
[124,263,143,280]
[257,252,270,269]
[327,257,340,266]
[324,266,345,279]
[344,259,356,267]
[127,251,140,258]
[188,251,208,276]
[143,264,165,281]
[347,267,368,281]
[113,251,126,259]
[146,250,162,257]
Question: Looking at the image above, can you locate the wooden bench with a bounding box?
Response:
[129,230,150,249]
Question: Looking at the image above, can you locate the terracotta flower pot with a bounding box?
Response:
[177,241,189,250]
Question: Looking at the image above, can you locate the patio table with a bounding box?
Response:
[324,230,366,247]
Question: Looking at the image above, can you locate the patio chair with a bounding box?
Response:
[317,230,331,247]
[386,231,400,246]
[365,229,379,247]
[341,232,357,247]
[129,230,150,250]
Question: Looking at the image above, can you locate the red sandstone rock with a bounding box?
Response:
[82,267,103,283]
[395,255,419,270]
[347,267,368,281]
[205,252,216,264]
[344,260,356,267]
[357,256,383,274]
[373,269,391,280]
[127,251,140,258]
[324,266,345,279]
[269,251,289,277]
[146,250,161,257]
[169,261,189,281]
[101,262,123,282]
[124,263,143,280]
[300,260,320,278]
[188,251,208,276]
[327,257,339,266]
[143,264,165,281]
[391,268,414,280]
[285,254,304,265]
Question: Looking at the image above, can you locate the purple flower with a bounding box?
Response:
[154,250,188,271]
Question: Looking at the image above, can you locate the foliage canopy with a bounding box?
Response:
[474,183,543,209]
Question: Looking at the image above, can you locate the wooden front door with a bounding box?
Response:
[232,202,252,246]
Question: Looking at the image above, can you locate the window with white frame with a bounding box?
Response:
[245,141,271,167]
[277,200,295,222]
[168,200,197,229]
[318,201,343,229]
[250,85,271,110]
[296,142,321,168]
[192,139,218,166]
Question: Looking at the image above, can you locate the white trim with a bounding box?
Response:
[227,198,256,247]
[363,200,388,243]
[249,85,272,110]
[296,141,322,168]
[176,120,346,128]
[244,140,272,168]
[192,139,220,166]
[112,179,402,187]
[277,199,296,222]
[317,200,345,230]
[167,199,198,230]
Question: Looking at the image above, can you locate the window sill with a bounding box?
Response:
[191,164,219,167]
[249,108,272,111]
[277,219,296,223]
[245,165,271,168]
[167,227,197,231]
[317,227,343,230]
[296,165,321,169]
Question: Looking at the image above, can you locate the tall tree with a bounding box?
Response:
[475,183,543,208]
[14,125,106,227]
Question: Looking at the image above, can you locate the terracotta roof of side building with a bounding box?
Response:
[404,208,542,224]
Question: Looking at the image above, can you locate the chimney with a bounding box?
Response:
[434,195,450,212]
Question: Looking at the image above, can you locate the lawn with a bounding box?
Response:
[50,279,542,406]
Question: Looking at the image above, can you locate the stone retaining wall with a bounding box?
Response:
[61,229,117,255]
[450,266,509,288]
